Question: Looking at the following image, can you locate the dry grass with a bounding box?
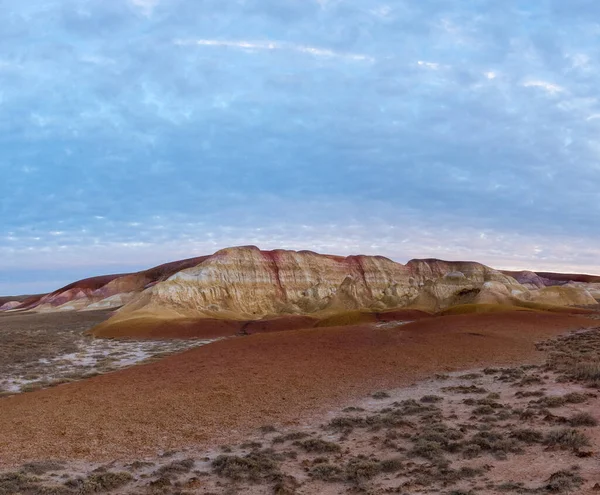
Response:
[0,311,111,374]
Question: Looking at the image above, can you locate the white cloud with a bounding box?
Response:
[417,60,441,70]
[523,80,565,94]
[568,53,591,70]
[130,0,159,16]
[174,39,375,62]
[484,71,497,80]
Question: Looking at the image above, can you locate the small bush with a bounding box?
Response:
[534,396,566,408]
[345,459,381,483]
[0,472,40,495]
[410,440,444,461]
[563,392,588,404]
[372,391,391,399]
[22,460,65,475]
[511,429,543,444]
[442,385,488,394]
[309,463,343,481]
[155,458,194,477]
[295,439,341,453]
[212,450,280,482]
[420,395,443,403]
[544,469,584,492]
[67,471,133,493]
[272,432,309,444]
[472,405,495,415]
[544,429,590,451]
[573,362,600,381]
[568,412,598,427]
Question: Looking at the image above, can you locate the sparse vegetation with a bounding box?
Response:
[294,438,341,453]
[544,469,584,492]
[568,412,598,427]
[544,428,590,451]
[4,326,600,494]
[212,450,281,482]
[372,391,390,399]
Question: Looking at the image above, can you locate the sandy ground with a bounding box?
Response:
[0,311,593,467]
[2,332,600,494]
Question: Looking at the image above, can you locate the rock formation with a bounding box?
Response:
[3,247,598,323]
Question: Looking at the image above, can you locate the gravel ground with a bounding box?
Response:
[0,310,593,466]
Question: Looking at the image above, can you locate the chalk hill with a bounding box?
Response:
[3,246,598,322]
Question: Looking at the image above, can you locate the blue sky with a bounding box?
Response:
[2,0,600,295]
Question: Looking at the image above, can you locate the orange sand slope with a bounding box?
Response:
[0,311,594,466]
[90,309,433,339]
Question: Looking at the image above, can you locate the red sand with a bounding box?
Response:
[0,311,594,466]
[90,315,322,339]
[90,317,244,339]
[241,315,319,334]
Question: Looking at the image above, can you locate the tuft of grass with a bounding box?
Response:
[154,458,195,478]
[544,429,590,451]
[511,429,543,444]
[309,463,343,482]
[21,461,65,475]
[442,385,488,394]
[0,472,43,495]
[272,432,309,444]
[573,362,600,382]
[567,412,598,427]
[420,395,443,403]
[295,439,341,454]
[212,450,280,482]
[544,469,584,492]
[372,391,390,399]
[66,471,133,493]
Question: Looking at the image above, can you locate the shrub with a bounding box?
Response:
[420,395,443,403]
[345,459,381,483]
[573,362,600,381]
[563,392,588,404]
[309,463,343,482]
[544,429,590,451]
[295,439,341,453]
[66,471,133,493]
[155,458,194,477]
[372,391,390,399]
[22,461,65,475]
[410,440,444,461]
[442,385,488,394]
[511,429,543,444]
[212,450,280,482]
[544,470,584,492]
[568,412,598,427]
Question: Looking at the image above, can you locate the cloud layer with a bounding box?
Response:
[2,0,600,293]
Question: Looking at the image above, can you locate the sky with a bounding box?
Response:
[3,0,600,295]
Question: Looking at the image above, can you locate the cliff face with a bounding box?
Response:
[4,246,598,318]
[113,246,593,321]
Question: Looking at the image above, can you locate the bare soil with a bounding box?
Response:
[0,311,593,467]
[2,325,600,494]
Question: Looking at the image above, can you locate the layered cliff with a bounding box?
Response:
[4,247,598,323]
[103,246,596,327]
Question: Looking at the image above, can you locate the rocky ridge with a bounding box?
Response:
[4,246,596,321]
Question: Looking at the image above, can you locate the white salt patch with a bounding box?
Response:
[1,337,223,394]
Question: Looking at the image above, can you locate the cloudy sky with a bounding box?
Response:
[2,0,600,294]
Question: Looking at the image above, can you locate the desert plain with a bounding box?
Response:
[1,247,600,494]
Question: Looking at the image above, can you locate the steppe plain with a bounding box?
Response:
[2,247,600,494]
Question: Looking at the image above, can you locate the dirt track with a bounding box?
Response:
[0,311,594,466]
